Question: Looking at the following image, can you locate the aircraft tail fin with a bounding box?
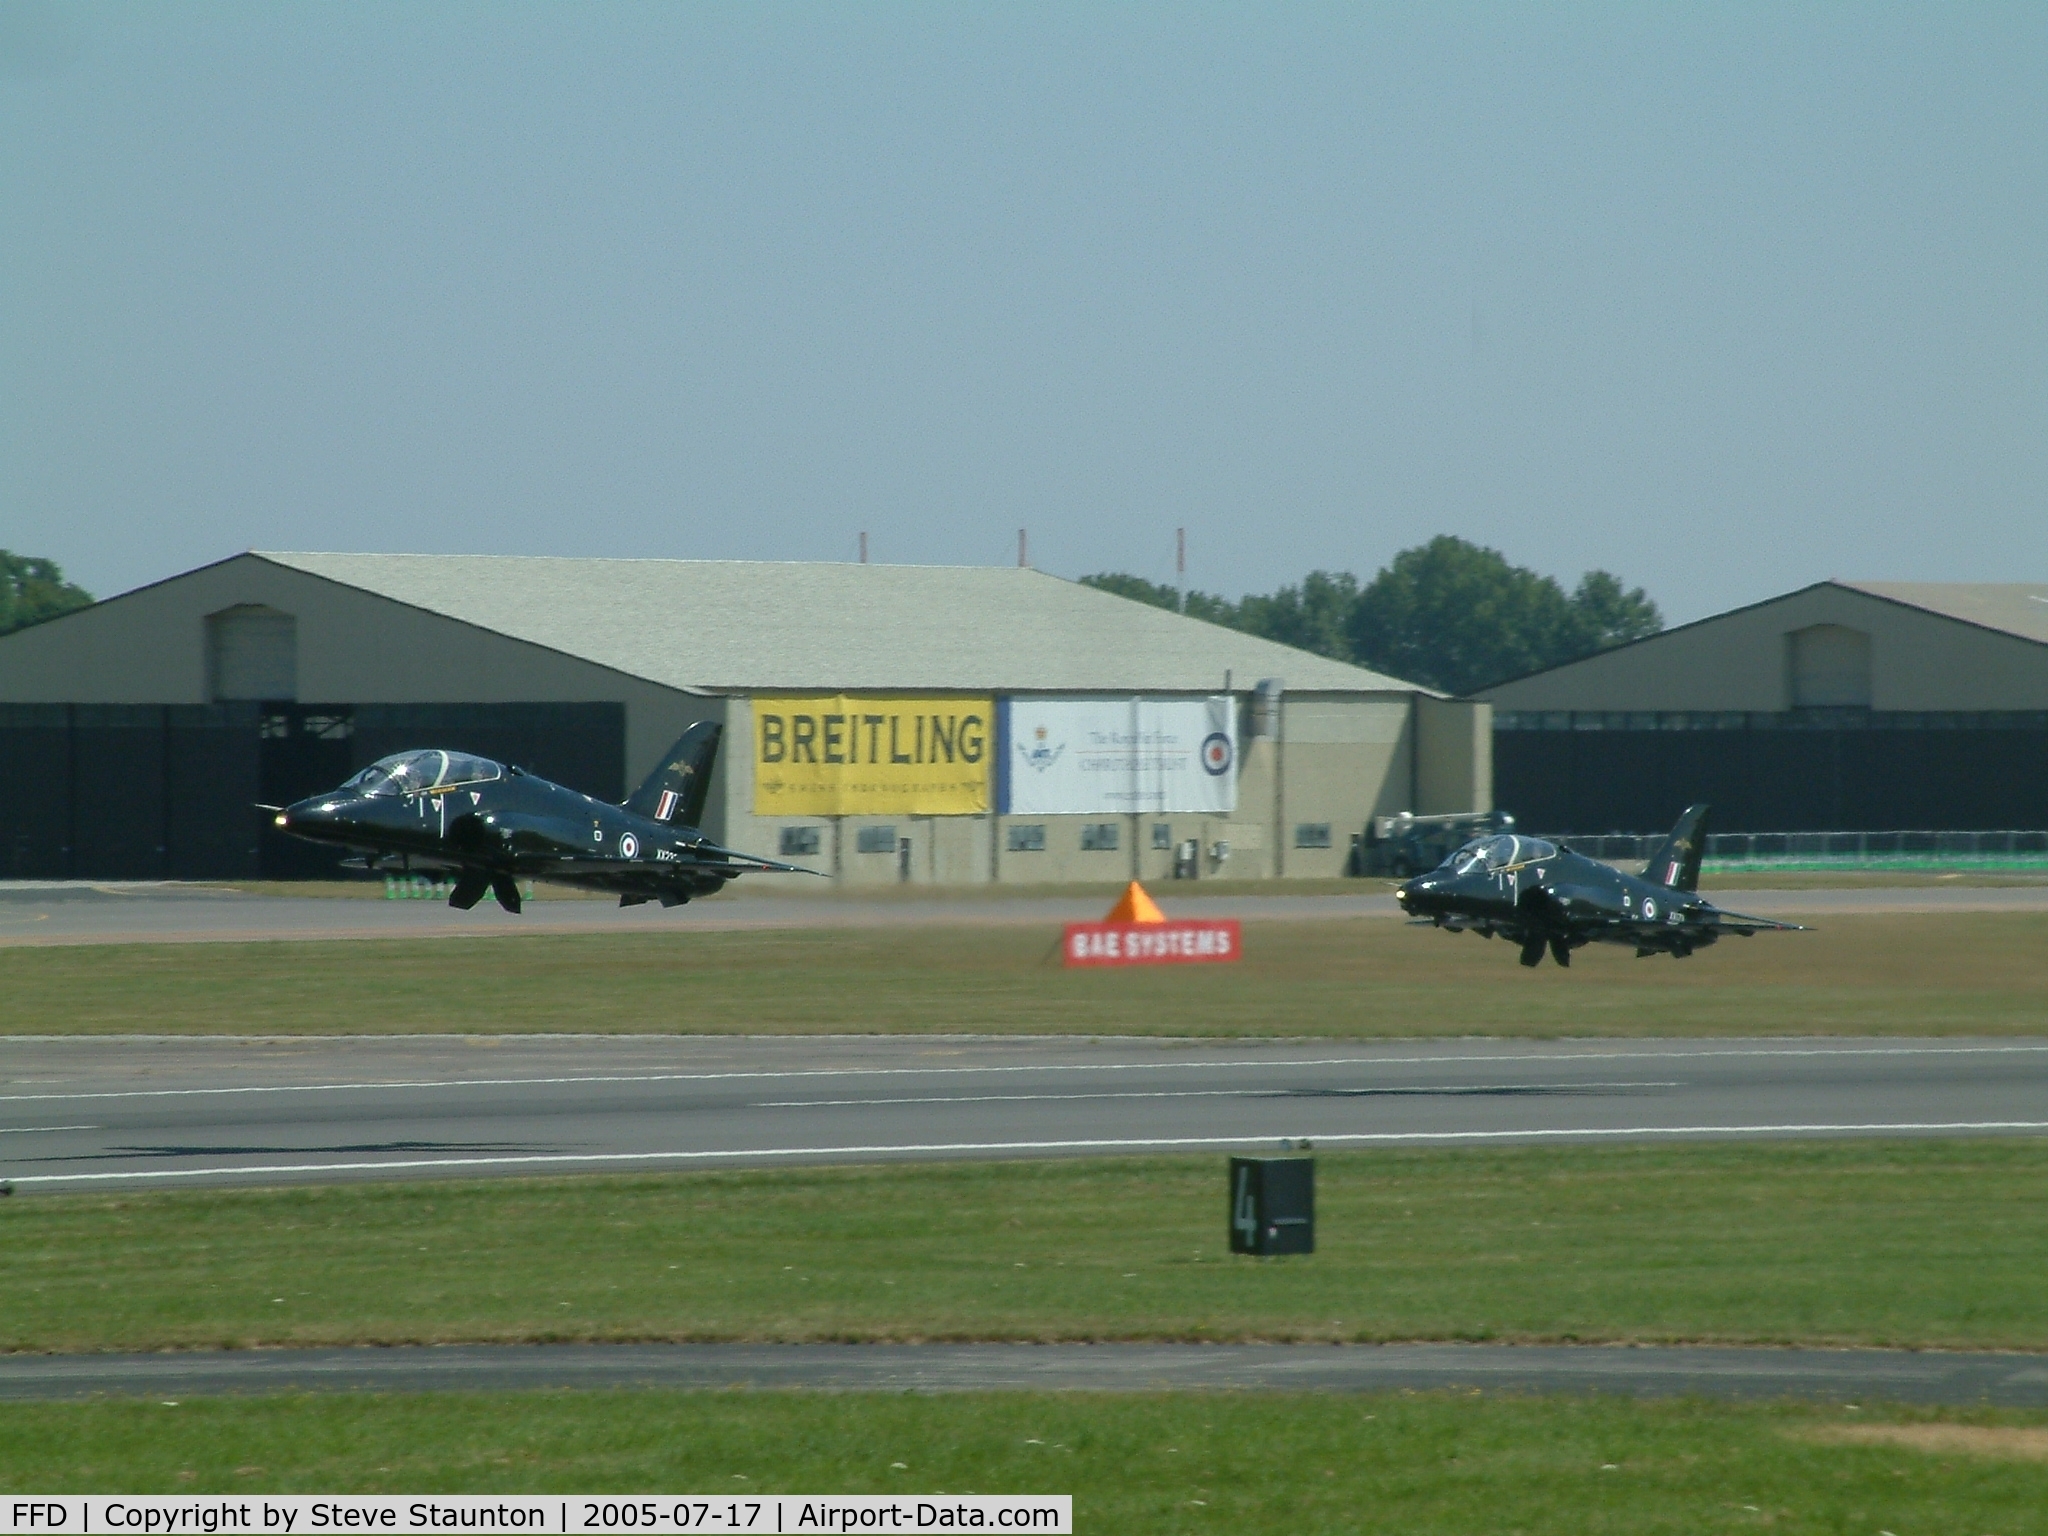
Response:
[624,721,721,827]
[1641,803,1710,892]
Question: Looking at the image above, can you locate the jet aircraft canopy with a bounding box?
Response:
[1441,833,1558,875]
[342,750,505,798]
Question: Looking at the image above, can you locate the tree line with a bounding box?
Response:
[1081,534,1662,696]
[0,551,93,637]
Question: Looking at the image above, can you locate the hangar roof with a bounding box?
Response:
[254,552,1422,695]
[1840,582,2048,647]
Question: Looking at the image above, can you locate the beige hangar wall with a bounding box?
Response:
[720,690,1481,886]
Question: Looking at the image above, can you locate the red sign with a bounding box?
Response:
[1062,919,1242,967]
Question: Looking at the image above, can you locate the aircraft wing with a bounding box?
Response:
[691,844,828,876]
[1697,906,1808,933]
[1548,891,1807,938]
[527,846,825,880]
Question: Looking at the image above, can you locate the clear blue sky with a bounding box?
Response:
[4,3,2042,624]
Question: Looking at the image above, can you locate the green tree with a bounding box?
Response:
[1232,569,1358,661]
[1347,536,1576,694]
[1347,537,1664,693]
[0,551,93,636]
[1077,572,1241,627]
[1567,569,1663,652]
[1083,539,1661,693]
[1178,589,1241,627]
[1077,572,1184,612]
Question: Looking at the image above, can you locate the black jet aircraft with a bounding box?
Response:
[1396,804,1805,967]
[272,722,816,912]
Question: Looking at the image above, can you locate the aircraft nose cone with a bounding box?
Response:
[276,797,344,836]
[1397,876,1438,914]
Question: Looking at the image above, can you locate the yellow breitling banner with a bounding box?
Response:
[753,696,993,815]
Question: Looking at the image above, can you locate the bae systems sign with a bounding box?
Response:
[1063,919,1241,966]
[999,697,1236,817]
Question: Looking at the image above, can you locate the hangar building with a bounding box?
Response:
[1480,581,2048,833]
[0,551,1489,884]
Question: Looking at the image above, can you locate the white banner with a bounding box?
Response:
[1001,697,1236,816]
[0,1497,1071,1535]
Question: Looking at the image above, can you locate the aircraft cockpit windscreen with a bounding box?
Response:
[1443,838,1490,875]
[1478,834,1518,869]
[345,750,505,798]
[1440,834,1557,874]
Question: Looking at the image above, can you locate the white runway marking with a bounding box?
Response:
[753,1082,1682,1108]
[0,1124,95,1134]
[13,1121,2048,1187]
[3,1042,2044,1104]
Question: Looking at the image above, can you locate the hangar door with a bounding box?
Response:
[1787,625,1871,709]
[208,605,298,701]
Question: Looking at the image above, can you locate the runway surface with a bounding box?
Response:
[5,1035,2046,1191]
[3,1341,2045,1405]
[1,880,2045,947]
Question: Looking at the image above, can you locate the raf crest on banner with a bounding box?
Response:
[1018,723,1066,773]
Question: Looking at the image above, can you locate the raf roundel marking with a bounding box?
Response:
[1642,896,1658,920]
[618,833,639,860]
[1200,733,1233,776]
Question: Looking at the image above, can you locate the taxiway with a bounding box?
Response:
[4,1340,2044,1405]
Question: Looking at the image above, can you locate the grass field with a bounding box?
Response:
[7,1141,2045,1353]
[5,911,2048,1035]
[8,1392,2048,1533]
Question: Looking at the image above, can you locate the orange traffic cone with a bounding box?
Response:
[1102,880,1166,924]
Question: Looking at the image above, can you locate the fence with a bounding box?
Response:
[1535,829,2048,871]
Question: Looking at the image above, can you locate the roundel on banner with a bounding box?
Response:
[618,833,639,859]
[1201,733,1233,776]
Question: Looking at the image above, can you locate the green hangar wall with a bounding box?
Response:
[0,552,1488,883]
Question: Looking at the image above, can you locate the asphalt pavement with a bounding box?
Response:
[4,1340,2046,1404]
[1,880,2045,947]
[5,1034,2046,1192]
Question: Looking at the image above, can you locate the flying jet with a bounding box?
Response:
[1396,804,1805,967]
[272,722,817,912]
